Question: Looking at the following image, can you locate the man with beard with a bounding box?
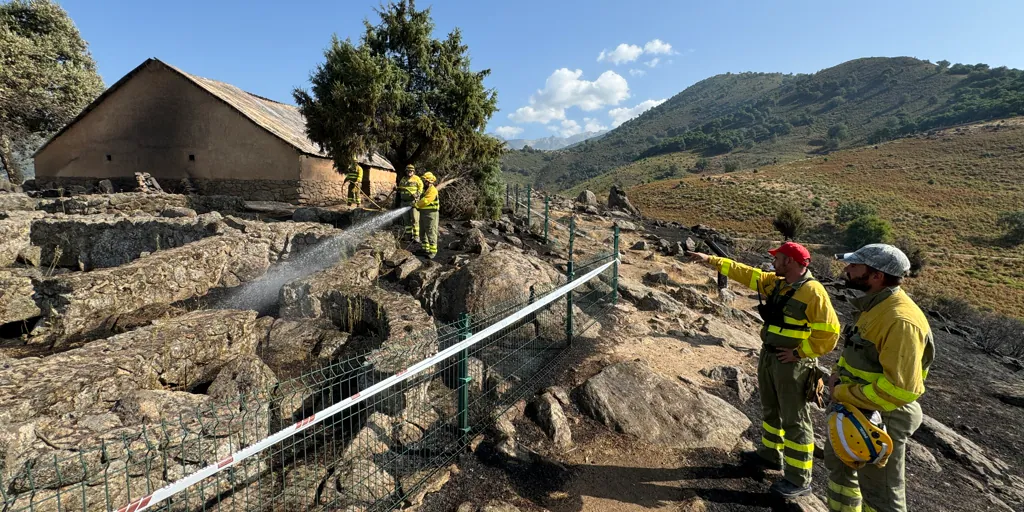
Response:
[689,242,840,498]
[826,244,934,512]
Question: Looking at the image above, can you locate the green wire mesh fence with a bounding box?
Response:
[2,230,618,512]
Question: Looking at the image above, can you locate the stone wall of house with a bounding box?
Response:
[36,177,396,206]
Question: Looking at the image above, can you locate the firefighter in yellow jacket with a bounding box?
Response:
[395,164,424,241]
[826,244,934,512]
[690,242,840,498]
[346,157,363,208]
[415,172,440,258]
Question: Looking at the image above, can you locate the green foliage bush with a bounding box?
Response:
[827,123,850,141]
[997,211,1024,245]
[773,204,806,240]
[694,158,710,172]
[474,160,505,220]
[895,237,927,277]
[845,215,892,248]
[835,202,878,224]
[723,160,740,172]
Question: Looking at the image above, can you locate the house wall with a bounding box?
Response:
[33,63,302,200]
[299,155,398,204]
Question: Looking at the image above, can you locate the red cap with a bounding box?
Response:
[769,242,811,266]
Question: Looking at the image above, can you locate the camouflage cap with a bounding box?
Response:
[837,244,911,277]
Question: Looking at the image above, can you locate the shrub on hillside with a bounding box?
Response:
[694,158,710,172]
[997,211,1024,245]
[723,160,740,172]
[773,204,806,241]
[845,215,892,248]
[835,202,878,225]
[808,254,841,281]
[895,237,928,277]
[827,123,850,141]
[975,313,1024,358]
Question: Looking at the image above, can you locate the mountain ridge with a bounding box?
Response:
[501,56,1024,191]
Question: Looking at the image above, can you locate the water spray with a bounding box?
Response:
[215,207,411,312]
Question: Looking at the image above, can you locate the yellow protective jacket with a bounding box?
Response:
[833,287,934,412]
[415,184,439,210]
[709,257,840,358]
[398,175,424,203]
[346,164,363,183]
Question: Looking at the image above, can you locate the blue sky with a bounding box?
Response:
[61,0,1024,140]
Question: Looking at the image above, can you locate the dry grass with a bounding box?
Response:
[627,119,1024,316]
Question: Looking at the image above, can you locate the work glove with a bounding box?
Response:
[806,365,828,409]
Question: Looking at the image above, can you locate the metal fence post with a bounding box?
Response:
[543,196,550,244]
[526,185,532,232]
[612,224,620,304]
[514,184,519,214]
[457,312,472,447]
[566,216,575,346]
[505,183,510,211]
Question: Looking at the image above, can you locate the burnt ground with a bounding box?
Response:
[415,217,1024,512]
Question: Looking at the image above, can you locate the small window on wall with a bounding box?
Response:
[188,154,195,162]
[106,154,111,161]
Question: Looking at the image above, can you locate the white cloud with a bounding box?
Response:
[629,69,646,77]
[608,98,667,127]
[508,68,630,124]
[643,39,673,55]
[645,58,660,68]
[583,117,607,132]
[494,126,524,139]
[554,119,583,137]
[509,105,564,124]
[597,43,643,65]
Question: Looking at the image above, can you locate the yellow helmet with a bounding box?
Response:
[828,403,893,469]
[422,171,437,183]
[405,164,416,172]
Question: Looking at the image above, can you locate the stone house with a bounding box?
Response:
[33,58,396,204]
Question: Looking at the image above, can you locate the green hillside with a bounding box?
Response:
[503,57,1024,191]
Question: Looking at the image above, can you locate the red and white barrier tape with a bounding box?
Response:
[117,259,616,512]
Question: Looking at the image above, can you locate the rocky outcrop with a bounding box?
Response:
[0,193,42,212]
[0,269,40,326]
[31,234,271,345]
[159,206,197,218]
[913,414,1024,505]
[577,361,751,451]
[221,216,342,263]
[988,381,1024,408]
[29,213,226,269]
[34,193,246,216]
[527,392,573,449]
[576,190,597,206]
[701,365,756,402]
[617,279,685,314]
[608,185,641,217]
[0,212,45,266]
[430,248,562,322]
[257,318,350,381]
[0,310,270,424]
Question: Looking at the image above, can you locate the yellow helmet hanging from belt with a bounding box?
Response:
[828,403,894,469]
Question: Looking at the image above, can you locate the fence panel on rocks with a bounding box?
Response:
[2,235,618,512]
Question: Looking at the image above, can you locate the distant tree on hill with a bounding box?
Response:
[773,204,806,240]
[0,0,104,184]
[295,0,501,186]
[694,157,710,172]
[937,60,951,70]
